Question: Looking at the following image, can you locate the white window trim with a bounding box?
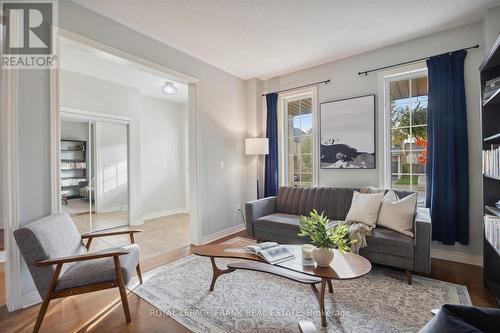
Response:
[277,87,318,187]
[377,63,428,191]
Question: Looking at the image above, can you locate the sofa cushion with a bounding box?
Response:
[365,227,414,258]
[56,244,140,291]
[345,191,384,227]
[255,213,300,231]
[275,187,358,220]
[377,192,417,237]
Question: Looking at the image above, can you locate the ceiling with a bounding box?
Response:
[60,38,188,103]
[74,0,500,80]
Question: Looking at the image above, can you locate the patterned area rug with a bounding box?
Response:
[129,241,471,333]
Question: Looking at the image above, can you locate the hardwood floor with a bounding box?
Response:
[0,232,496,333]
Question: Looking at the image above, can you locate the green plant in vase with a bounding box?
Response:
[298,209,356,267]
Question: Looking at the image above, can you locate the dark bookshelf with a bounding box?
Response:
[480,32,500,307]
[60,139,87,199]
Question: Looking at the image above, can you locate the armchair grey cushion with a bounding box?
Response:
[56,244,139,291]
[14,212,140,298]
[14,213,87,297]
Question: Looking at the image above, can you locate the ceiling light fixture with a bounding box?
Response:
[161,81,177,95]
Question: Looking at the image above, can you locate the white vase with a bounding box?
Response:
[313,247,334,267]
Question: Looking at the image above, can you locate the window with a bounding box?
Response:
[386,72,428,205]
[283,93,315,187]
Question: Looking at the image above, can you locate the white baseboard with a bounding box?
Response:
[201,224,246,244]
[142,208,189,221]
[22,291,42,308]
[0,251,5,263]
[431,248,483,267]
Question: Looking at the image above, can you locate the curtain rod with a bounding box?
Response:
[262,79,330,96]
[358,44,479,76]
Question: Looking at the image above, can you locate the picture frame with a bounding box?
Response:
[320,94,376,169]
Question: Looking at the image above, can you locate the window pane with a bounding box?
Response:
[287,97,313,186]
[410,77,428,101]
[391,128,411,150]
[391,150,410,175]
[409,150,426,174]
[390,80,410,100]
[411,77,428,126]
[388,75,428,205]
[390,103,411,129]
[391,174,411,192]
[413,175,427,205]
[390,80,410,128]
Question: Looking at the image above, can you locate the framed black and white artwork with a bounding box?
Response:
[320,94,375,169]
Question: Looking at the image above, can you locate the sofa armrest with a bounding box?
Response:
[414,207,432,274]
[245,197,277,236]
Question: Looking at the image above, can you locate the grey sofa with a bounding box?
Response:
[245,186,432,283]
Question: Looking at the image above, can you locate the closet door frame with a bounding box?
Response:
[60,107,133,230]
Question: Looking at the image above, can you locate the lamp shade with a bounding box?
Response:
[245,138,269,155]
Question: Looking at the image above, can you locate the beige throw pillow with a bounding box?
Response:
[345,191,384,227]
[377,191,417,237]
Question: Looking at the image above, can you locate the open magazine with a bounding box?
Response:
[245,242,295,264]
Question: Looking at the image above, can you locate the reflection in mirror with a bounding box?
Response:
[60,120,92,234]
[60,118,129,233]
[93,122,129,230]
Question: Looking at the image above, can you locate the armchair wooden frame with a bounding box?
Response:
[32,229,143,333]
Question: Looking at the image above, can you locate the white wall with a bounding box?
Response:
[60,69,143,224]
[12,0,247,305]
[96,122,128,213]
[260,23,484,261]
[61,70,189,218]
[58,1,247,239]
[483,5,500,53]
[60,121,89,141]
[140,95,187,218]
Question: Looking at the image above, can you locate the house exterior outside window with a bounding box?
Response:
[385,70,428,205]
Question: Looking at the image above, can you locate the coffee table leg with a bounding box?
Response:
[327,279,333,293]
[310,279,327,327]
[209,257,235,291]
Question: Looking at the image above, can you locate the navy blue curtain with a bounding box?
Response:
[264,93,278,197]
[426,50,469,245]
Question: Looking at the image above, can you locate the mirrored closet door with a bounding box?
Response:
[60,114,129,234]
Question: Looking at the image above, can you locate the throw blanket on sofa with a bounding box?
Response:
[328,220,372,254]
[329,186,384,253]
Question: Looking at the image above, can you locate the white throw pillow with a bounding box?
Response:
[377,191,417,237]
[345,191,384,227]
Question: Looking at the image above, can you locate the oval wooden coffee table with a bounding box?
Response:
[193,241,371,327]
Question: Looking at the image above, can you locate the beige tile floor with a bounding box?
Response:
[72,210,129,234]
[79,213,190,261]
[62,198,92,215]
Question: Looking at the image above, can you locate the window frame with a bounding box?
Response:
[277,87,318,187]
[382,66,428,203]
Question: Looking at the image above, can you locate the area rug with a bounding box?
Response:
[129,243,471,332]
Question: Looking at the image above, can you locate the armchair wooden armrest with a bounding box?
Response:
[81,229,142,250]
[36,250,129,266]
[81,229,142,239]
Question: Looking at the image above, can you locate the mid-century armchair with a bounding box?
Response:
[14,212,143,333]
